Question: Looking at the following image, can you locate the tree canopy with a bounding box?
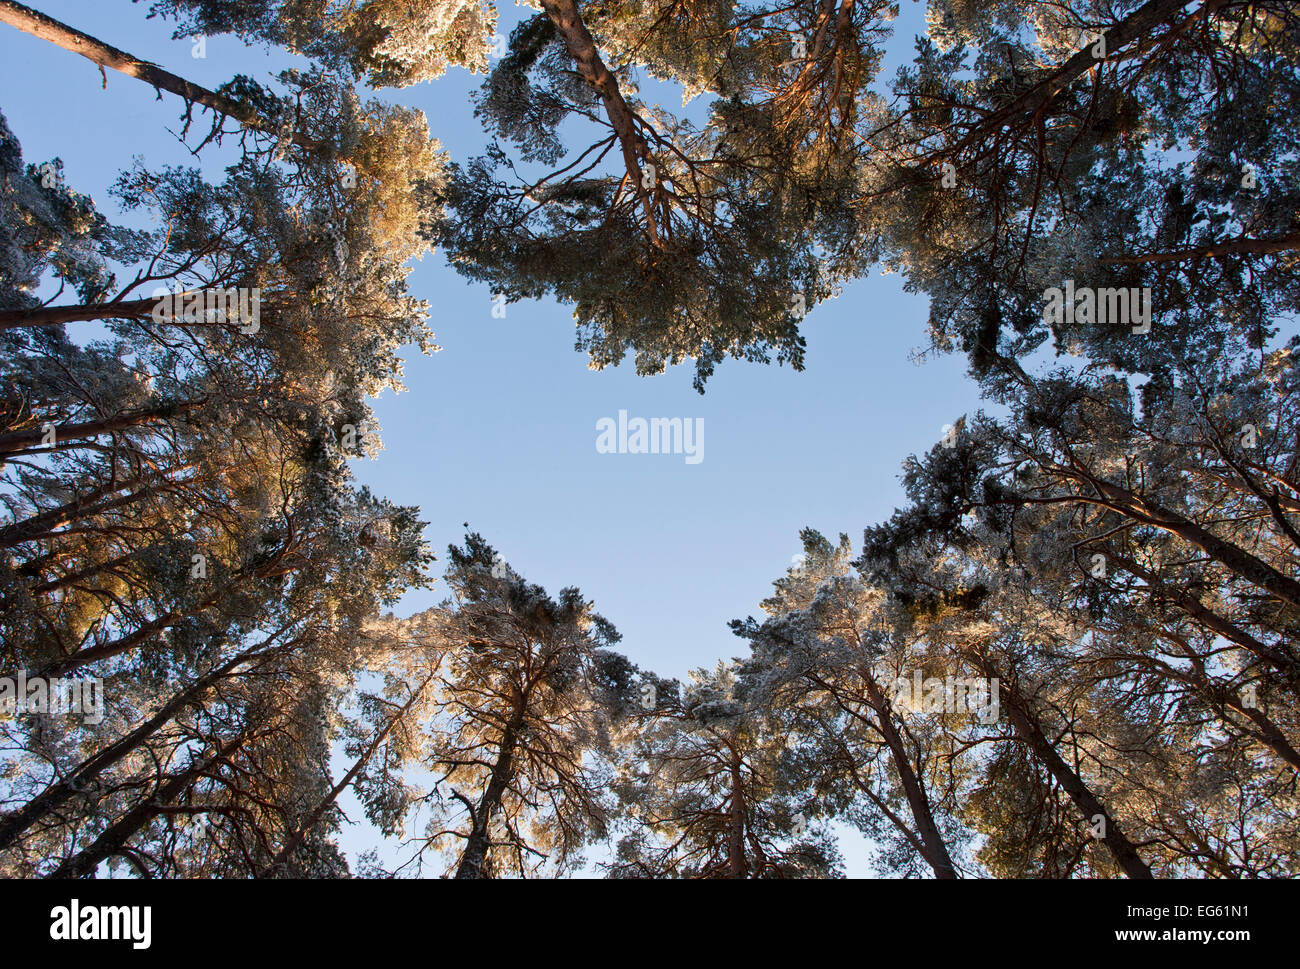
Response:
[1,0,1297,880]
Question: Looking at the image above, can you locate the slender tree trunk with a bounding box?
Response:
[0,293,281,330]
[456,699,525,879]
[47,727,254,878]
[1095,480,1300,613]
[538,0,662,246]
[727,751,749,878]
[262,677,431,876]
[863,677,959,878]
[995,677,1155,878]
[1105,549,1300,685]
[0,295,165,330]
[37,542,294,677]
[39,581,275,677]
[1034,463,1300,615]
[0,644,271,852]
[0,400,201,457]
[38,606,198,679]
[0,1,315,148]
[949,0,1207,155]
[1223,704,1300,770]
[0,478,169,550]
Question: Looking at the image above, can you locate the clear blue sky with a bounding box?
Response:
[1,0,987,874]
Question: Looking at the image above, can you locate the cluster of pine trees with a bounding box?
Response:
[1,0,1297,877]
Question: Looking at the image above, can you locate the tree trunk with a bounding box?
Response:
[48,727,253,878]
[0,644,270,852]
[727,751,749,878]
[0,400,201,457]
[0,1,314,148]
[22,546,148,597]
[863,676,959,878]
[0,477,169,550]
[538,0,662,246]
[455,699,525,879]
[1105,549,1300,686]
[36,598,215,679]
[949,0,1206,156]
[0,293,281,330]
[1096,479,1300,613]
[36,541,294,677]
[262,677,431,876]
[0,295,164,330]
[996,678,1155,878]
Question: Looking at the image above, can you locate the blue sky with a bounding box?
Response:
[2,0,987,874]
